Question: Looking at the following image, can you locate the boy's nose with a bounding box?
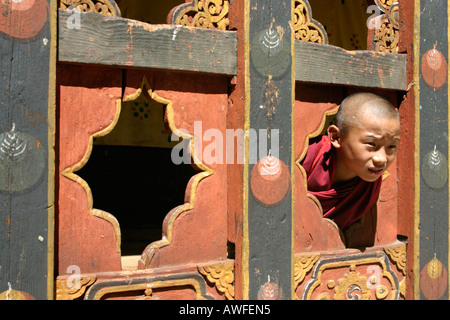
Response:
[372,150,387,166]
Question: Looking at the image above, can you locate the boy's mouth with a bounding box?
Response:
[368,167,384,175]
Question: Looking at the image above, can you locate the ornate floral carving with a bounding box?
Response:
[56,275,97,300]
[293,0,328,44]
[59,0,121,16]
[371,0,399,53]
[198,263,234,300]
[333,265,371,300]
[302,252,400,300]
[170,0,230,30]
[294,254,319,289]
[384,244,406,276]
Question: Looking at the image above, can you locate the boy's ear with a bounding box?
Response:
[327,125,342,148]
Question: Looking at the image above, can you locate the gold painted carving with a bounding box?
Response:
[59,0,120,16]
[371,1,399,53]
[171,0,230,31]
[384,244,407,276]
[87,278,210,300]
[293,0,328,44]
[294,254,319,289]
[56,275,97,300]
[332,265,371,300]
[198,263,235,300]
[302,253,400,300]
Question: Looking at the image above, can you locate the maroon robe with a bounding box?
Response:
[301,135,382,230]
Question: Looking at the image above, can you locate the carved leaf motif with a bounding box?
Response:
[293,0,327,44]
[172,0,230,30]
[371,1,399,53]
[384,245,407,276]
[59,0,120,16]
[198,263,234,299]
[56,275,97,300]
[294,254,319,288]
[334,267,371,300]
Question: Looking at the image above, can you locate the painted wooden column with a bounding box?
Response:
[415,0,450,300]
[243,0,294,299]
[0,0,55,300]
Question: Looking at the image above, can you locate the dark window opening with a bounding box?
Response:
[76,86,197,257]
[77,145,196,256]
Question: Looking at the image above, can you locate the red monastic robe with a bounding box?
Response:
[301,135,382,230]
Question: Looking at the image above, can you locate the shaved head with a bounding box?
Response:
[335,92,399,133]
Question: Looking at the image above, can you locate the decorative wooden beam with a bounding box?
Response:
[295,41,407,91]
[58,10,237,75]
[58,10,406,90]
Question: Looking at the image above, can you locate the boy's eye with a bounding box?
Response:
[366,142,376,147]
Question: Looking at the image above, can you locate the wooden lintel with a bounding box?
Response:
[58,10,237,75]
[58,10,406,90]
[295,41,407,91]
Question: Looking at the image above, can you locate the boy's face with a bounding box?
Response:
[330,113,401,183]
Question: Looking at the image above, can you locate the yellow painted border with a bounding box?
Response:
[136,77,214,267]
[290,0,296,300]
[47,0,57,300]
[413,0,421,300]
[303,255,399,300]
[61,99,123,253]
[60,75,214,270]
[88,278,210,300]
[242,0,250,300]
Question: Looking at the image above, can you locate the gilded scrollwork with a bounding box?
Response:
[301,252,400,300]
[294,254,319,290]
[293,0,328,44]
[56,274,97,300]
[170,0,230,31]
[198,262,235,300]
[332,265,372,300]
[59,0,121,16]
[384,244,407,276]
[371,0,399,53]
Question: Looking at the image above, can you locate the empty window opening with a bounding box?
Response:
[77,89,197,256]
[308,0,374,50]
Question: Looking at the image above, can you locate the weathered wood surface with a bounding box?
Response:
[0,0,55,300]
[58,10,407,90]
[58,10,237,75]
[58,64,123,274]
[295,41,407,90]
[416,0,449,300]
[245,0,294,300]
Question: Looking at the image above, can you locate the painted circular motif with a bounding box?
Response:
[0,0,49,41]
[0,124,46,193]
[420,258,448,300]
[250,26,291,78]
[421,49,448,90]
[250,156,290,207]
[257,281,282,300]
[421,146,448,190]
[0,287,35,300]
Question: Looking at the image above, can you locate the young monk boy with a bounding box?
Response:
[301,92,401,231]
